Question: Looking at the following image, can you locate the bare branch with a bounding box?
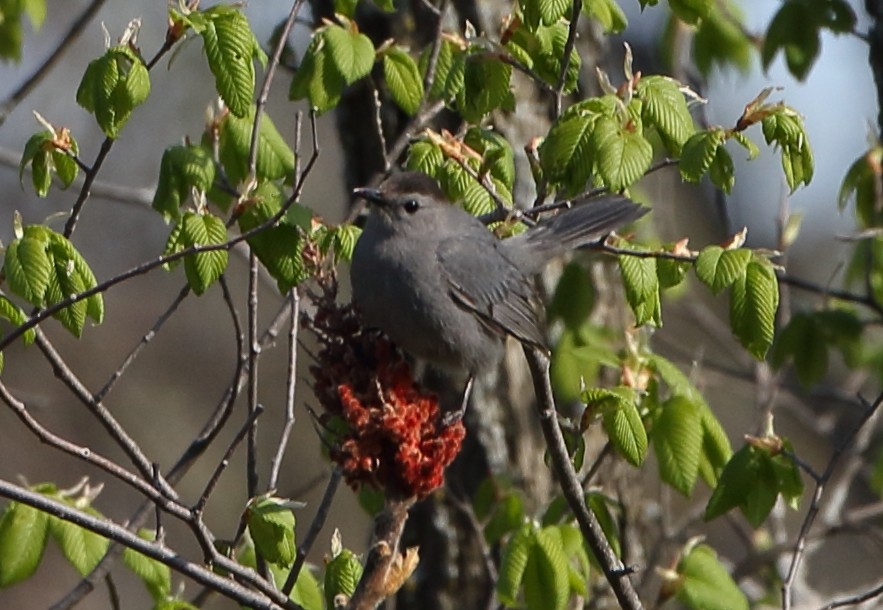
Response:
[269,289,301,490]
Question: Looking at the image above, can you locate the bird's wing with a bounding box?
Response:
[437,234,547,348]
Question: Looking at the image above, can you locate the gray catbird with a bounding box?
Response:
[350,171,647,377]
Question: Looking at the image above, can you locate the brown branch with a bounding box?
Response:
[818,580,883,610]
[269,289,301,490]
[523,345,644,610]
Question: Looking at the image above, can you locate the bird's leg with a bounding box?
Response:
[441,375,473,427]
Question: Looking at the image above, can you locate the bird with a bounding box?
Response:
[349,171,648,385]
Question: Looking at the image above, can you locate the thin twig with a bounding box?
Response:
[817,580,883,610]
[0,0,108,124]
[523,345,644,610]
[269,289,301,490]
[553,0,582,118]
[194,405,266,514]
[247,253,261,501]
[781,391,883,610]
[282,468,343,596]
[95,284,191,402]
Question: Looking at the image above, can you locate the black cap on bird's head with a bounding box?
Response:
[353,171,446,208]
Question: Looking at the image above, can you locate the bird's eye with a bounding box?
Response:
[403,199,420,214]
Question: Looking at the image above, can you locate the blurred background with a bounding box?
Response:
[0,0,877,607]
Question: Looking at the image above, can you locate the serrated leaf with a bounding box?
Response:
[455,54,512,123]
[694,246,750,294]
[592,115,653,191]
[761,108,813,191]
[218,108,295,185]
[600,393,648,466]
[523,526,569,610]
[677,544,748,610]
[497,523,534,606]
[464,127,516,190]
[291,564,323,610]
[76,46,150,138]
[406,140,445,177]
[123,530,171,602]
[730,260,779,360]
[46,232,103,325]
[652,396,703,496]
[637,75,694,152]
[619,253,661,326]
[583,0,628,33]
[324,24,375,85]
[709,142,735,193]
[0,500,49,587]
[705,444,778,527]
[247,497,296,567]
[46,256,87,337]
[180,213,228,295]
[679,129,725,183]
[324,547,363,609]
[697,403,732,487]
[48,508,109,576]
[4,236,52,305]
[200,7,259,117]
[383,47,423,115]
[152,144,216,222]
[0,294,35,345]
[540,113,596,195]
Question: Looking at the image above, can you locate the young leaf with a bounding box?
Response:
[729,260,779,360]
[0,500,49,587]
[694,246,750,294]
[540,113,596,195]
[4,235,52,305]
[289,33,347,114]
[406,140,445,177]
[19,130,80,198]
[199,6,262,117]
[383,46,424,115]
[48,508,109,576]
[455,55,513,123]
[0,294,36,345]
[679,129,725,184]
[770,312,828,386]
[247,496,296,567]
[677,544,749,610]
[590,389,648,466]
[652,396,703,496]
[693,4,752,76]
[761,1,820,81]
[592,115,653,192]
[497,523,535,606]
[324,547,363,609]
[76,46,150,138]
[523,526,569,610]
[218,108,296,186]
[152,144,216,222]
[761,107,814,191]
[704,444,778,527]
[324,24,375,85]
[669,0,712,25]
[636,75,694,153]
[290,565,324,610]
[697,403,732,487]
[485,494,526,545]
[180,213,228,296]
[619,253,661,326]
[123,530,171,602]
[464,127,517,191]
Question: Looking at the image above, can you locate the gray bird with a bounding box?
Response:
[350,171,647,379]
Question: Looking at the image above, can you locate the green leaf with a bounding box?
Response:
[762,1,820,81]
[669,0,712,25]
[289,33,346,114]
[761,107,814,191]
[247,497,296,567]
[523,526,569,610]
[238,186,309,292]
[709,145,735,193]
[180,213,228,296]
[218,107,296,186]
[592,115,653,191]
[582,0,628,33]
[24,0,47,29]
[704,445,778,527]
[324,24,375,85]
[406,140,445,177]
[4,236,52,305]
[697,403,732,487]
[693,6,752,76]
[619,253,661,326]
[324,547,363,609]
[636,75,694,153]
[291,565,323,610]
[0,500,49,587]
[455,54,513,123]
[152,144,216,222]
[485,494,525,545]
[549,262,595,330]
[123,530,171,602]
[76,46,150,138]
[497,523,534,606]
[771,312,828,386]
[45,256,87,337]
[557,524,590,595]
[652,396,703,496]
[464,127,516,190]
[588,388,648,466]
[19,130,79,197]
[585,492,622,558]
[383,47,424,115]
[694,246,751,294]
[0,294,36,345]
[48,508,109,576]
[46,231,103,326]
[679,129,725,183]
[656,247,690,288]
[729,260,779,360]
[200,6,261,117]
[539,113,596,196]
[677,544,748,610]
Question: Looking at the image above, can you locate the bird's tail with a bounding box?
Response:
[505,195,648,272]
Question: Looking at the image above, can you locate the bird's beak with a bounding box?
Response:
[353,187,387,207]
